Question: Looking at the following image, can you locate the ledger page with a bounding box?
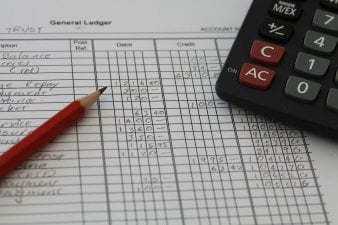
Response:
[0,0,337,225]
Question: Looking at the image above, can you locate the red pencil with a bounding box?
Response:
[0,87,107,178]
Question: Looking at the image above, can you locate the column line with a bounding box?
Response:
[153,39,186,225]
[186,49,212,225]
[131,49,149,224]
[176,49,202,225]
[123,49,139,224]
[140,49,163,224]
[214,38,258,225]
[107,50,129,221]
[202,48,230,225]
[69,39,85,225]
[91,40,112,225]
[300,132,329,224]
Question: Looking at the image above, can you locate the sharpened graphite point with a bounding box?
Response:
[99,87,107,94]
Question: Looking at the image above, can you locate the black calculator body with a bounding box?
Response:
[216,0,338,138]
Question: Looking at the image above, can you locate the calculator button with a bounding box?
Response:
[269,0,302,20]
[321,0,338,11]
[259,18,294,42]
[327,88,338,112]
[313,9,338,33]
[303,30,337,54]
[239,63,275,90]
[250,40,285,65]
[294,52,329,78]
[285,76,321,103]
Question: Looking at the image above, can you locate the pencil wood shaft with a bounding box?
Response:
[0,88,106,178]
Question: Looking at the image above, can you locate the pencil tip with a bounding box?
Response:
[98,87,107,94]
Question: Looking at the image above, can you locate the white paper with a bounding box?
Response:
[0,0,337,225]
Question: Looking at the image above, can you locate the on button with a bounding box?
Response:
[239,63,275,90]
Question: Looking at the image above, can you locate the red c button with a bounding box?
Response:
[250,40,285,65]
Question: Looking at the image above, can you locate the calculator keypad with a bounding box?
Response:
[217,0,338,137]
[239,63,275,90]
[303,30,337,54]
[313,9,338,33]
[249,1,338,110]
[269,0,303,20]
[250,40,285,65]
[294,52,330,78]
[259,18,294,42]
[285,76,321,103]
[327,88,338,112]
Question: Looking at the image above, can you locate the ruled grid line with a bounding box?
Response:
[176,49,203,225]
[113,50,130,223]
[155,45,186,225]
[215,42,258,224]
[205,47,233,225]
[141,48,167,225]
[69,39,85,225]
[251,112,274,224]
[301,130,329,224]
[281,120,305,224]
[197,49,222,225]
[107,50,129,222]
[275,122,299,225]
[263,114,291,224]
[91,40,112,225]
[188,49,213,225]
[134,49,152,224]
[214,40,251,225]
[119,50,138,225]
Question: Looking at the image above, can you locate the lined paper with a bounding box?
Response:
[0,38,328,225]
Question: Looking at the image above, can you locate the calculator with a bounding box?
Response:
[216,0,338,138]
